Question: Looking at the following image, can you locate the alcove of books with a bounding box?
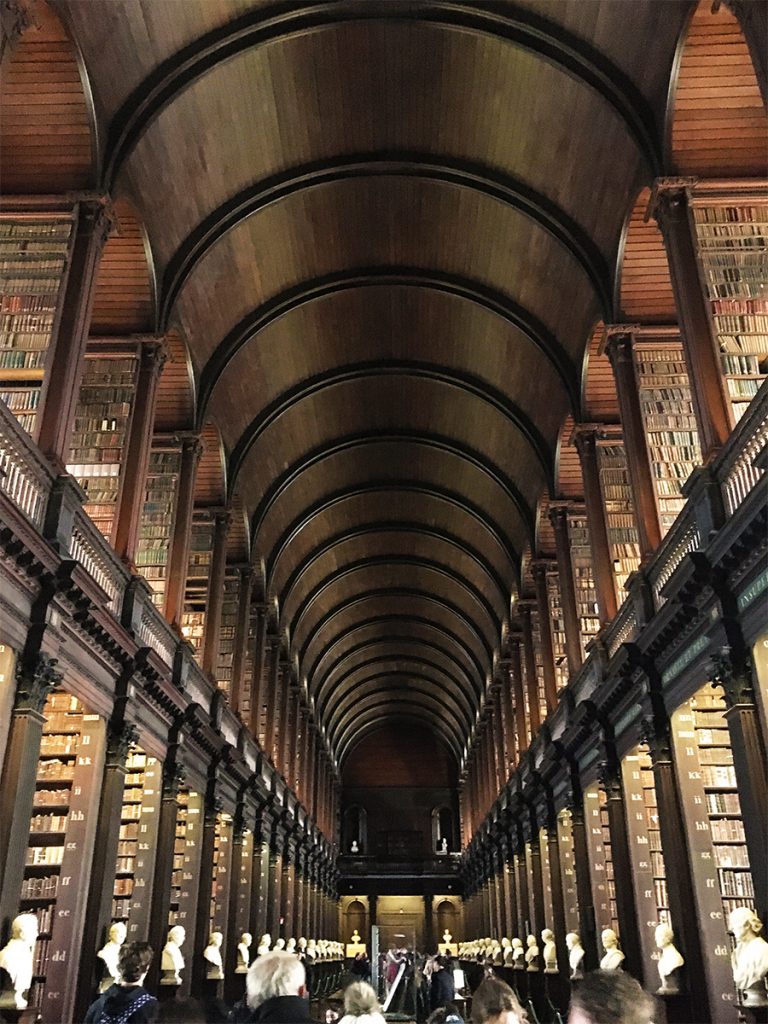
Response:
[545,570,569,693]
[566,509,600,657]
[583,784,619,942]
[113,748,162,940]
[215,573,239,698]
[595,440,641,596]
[556,808,580,936]
[136,440,182,607]
[180,514,214,660]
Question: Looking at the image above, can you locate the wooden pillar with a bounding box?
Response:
[202,509,232,677]
[249,605,269,741]
[113,338,167,563]
[262,639,281,762]
[643,710,711,1022]
[225,817,253,1004]
[147,749,185,990]
[519,604,541,736]
[549,506,583,674]
[597,746,643,979]
[532,561,558,714]
[510,639,528,757]
[74,718,137,1022]
[0,654,60,936]
[305,724,317,823]
[297,708,310,805]
[499,661,517,773]
[285,690,300,789]
[651,180,732,459]
[545,822,568,972]
[276,662,292,777]
[268,844,283,937]
[230,569,254,718]
[526,805,545,936]
[605,329,662,557]
[164,435,202,628]
[423,893,435,950]
[282,852,296,940]
[36,198,114,468]
[191,791,221,993]
[573,427,618,623]
[250,817,272,943]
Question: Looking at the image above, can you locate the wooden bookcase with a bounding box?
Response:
[171,788,204,939]
[180,514,214,660]
[210,813,233,947]
[621,744,669,981]
[566,510,600,659]
[670,685,752,1017]
[538,827,555,931]
[20,691,105,1021]
[595,442,641,595]
[556,808,580,936]
[692,197,768,422]
[216,574,239,698]
[0,214,72,435]
[531,615,549,725]
[583,784,619,944]
[66,346,139,541]
[136,441,182,607]
[112,748,162,940]
[632,340,703,536]
[545,569,569,693]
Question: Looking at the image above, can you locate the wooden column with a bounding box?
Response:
[568,792,597,970]
[532,561,558,714]
[275,661,291,773]
[643,711,711,1022]
[113,338,167,563]
[545,821,568,972]
[519,604,541,736]
[164,435,202,628]
[225,816,253,1004]
[423,893,435,950]
[147,750,184,990]
[573,427,618,623]
[526,804,545,935]
[493,684,507,786]
[499,660,517,773]
[36,197,114,468]
[281,848,296,940]
[248,605,269,741]
[549,505,583,674]
[605,328,662,557]
[262,639,281,762]
[191,790,221,993]
[597,747,643,979]
[305,724,317,823]
[230,569,254,718]
[250,816,272,943]
[652,180,732,459]
[510,639,528,757]
[0,654,60,936]
[202,509,232,677]
[297,708,310,805]
[285,690,299,791]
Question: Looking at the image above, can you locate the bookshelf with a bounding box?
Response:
[556,808,580,935]
[171,788,203,934]
[531,614,549,725]
[0,214,72,435]
[67,348,138,541]
[545,569,569,692]
[621,744,670,980]
[692,200,768,422]
[20,691,102,1013]
[136,442,182,607]
[670,684,754,1010]
[539,827,555,931]
[180,515,214,660]
[210,812,233,941]
[112,748,162,939]
[632,341,702,535]
[596,442,641,595]
[216,573,239,698]
[566,511,600,659]
[583,784,619,942]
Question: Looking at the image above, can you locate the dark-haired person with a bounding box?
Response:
[568,970,655,1024]
[469,977,526,1024]
[429,957,456,1012]
[84,941,158,1023]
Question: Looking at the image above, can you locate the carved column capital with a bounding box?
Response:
[106,720,139,766]
[14,654,61,713]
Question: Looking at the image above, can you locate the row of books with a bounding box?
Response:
[0,387,40,409]
[714,845,751,868]
[711,819,745,843]
[0,348,46,367]
[35,789,70,807]
[29,814,68,833]
[37,760,74,781]
[718,870,755,898]
[20,874,59,899]
[706,792,742,814]
[40,735,78,755]
[27,846,64,866]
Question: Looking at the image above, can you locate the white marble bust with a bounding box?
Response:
[729,907,768,1007]
[600,929,625,971]
[566,932,585,980]
[257,933,272,956]
[541,929,557,973]
[0,914,38,1009]
[203,930,224,980]
[161,925,186,985]
[237,932,252,973]
[97,921,127,992]
[525,934,540,971]
[511,937,525,969]
[655,923,684,995]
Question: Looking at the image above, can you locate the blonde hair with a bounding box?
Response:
[340,981,386,1024]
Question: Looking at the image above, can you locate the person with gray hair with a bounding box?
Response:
[338,981,385,1024]
[231,951,319,1023]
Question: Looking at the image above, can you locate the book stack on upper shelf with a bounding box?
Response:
[632,339,702,536]
[531,612,549,724]
[596,441,641,596]
[67,347,138,540]
[566,509,600,658]
[692,198,768,422]
[180,514,215,659]
[545,568,569,693]
[216,572,239,698]
[0,214,72,435]
[136,441,182,607]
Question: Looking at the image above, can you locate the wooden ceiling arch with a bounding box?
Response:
[334,698,465,766]
[339,715,459,774]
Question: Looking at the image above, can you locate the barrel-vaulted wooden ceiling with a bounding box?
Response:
[10,0,746,769]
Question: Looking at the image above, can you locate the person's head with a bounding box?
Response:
[118,941,153,985]
[470,977,527,1024]
[729,906,762,941]
[568,970,655,1024]
[428,1006,464,1024]
[246,951,306,1009]
[342,981,383,1022]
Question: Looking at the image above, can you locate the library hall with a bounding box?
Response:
[0,1,767,1023]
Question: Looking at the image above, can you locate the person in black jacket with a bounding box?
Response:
[84,941,158,1024]
[230,951,319,1023]
[429,957,456,1012]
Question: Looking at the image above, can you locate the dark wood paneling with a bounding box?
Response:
[342,724,456,787]
[90,199,154,334]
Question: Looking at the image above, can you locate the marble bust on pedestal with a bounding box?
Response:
[237,933,252,974]
[655,923,684,995]
[0,914,38,1010]
[525,935,540,972]
[541,929,557,974]
[97,922,127,992]
[566,933,585,980]
[203,930,224,980]
[600,929,625,971]
[511,938,525,970]
[729,907,768,1008]
[161,925,186,986]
